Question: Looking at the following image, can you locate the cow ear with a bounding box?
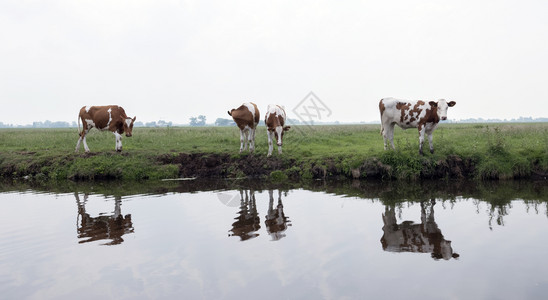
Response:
[448,101,456,107]
[429,101,437,107]
[283,126,291,131]
[120,116,125,121]
[132,116,136,122]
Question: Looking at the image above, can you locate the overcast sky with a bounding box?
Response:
[1,0,547,125]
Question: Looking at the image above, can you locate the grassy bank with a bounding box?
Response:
[0,123,547,181]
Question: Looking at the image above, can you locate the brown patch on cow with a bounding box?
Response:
[229,103,259,130]
[396,102,411,123]
[396,102,411,110]
[253,104,260,125]
[265,106,287,130]
[379,100,386,117]
[418,102,440,125]
[412,101,425,113]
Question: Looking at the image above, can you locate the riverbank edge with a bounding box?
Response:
[1,151,547,181]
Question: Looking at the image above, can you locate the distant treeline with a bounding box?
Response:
[1,117,547,128]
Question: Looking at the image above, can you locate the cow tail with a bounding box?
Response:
[77,113,81,136]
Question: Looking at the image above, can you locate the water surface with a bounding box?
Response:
[1,180,547,299]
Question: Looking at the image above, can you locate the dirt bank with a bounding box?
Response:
[2,151,545,181]
[156,152,480,180]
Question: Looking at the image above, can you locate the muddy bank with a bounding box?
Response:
[156,152,482,180]
[1,151,545,181]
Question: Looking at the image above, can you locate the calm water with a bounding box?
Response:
[1,180,547,299]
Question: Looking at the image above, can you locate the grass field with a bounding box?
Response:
[0,123,547,181]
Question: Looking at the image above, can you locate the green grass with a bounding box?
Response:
[0,123,547,181]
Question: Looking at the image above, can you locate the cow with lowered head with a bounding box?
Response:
[76,105,136,153]
[265,104,290,157]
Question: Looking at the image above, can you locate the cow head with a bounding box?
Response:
[121,116,136,137]
[270,126,291,146]
[429,99,456,121]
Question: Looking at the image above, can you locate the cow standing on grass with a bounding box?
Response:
[265,104,290,157]
[228,102,260,153]
[75,105,136,153]
[379,98,456,155]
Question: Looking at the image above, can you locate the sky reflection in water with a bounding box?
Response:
[0,180,547,299]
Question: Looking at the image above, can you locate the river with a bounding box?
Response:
[1,179,547,299]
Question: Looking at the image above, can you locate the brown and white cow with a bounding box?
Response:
[379,98,456,155]
[228,102,260,153]
[75,105,136,152]
[265,104,290,157]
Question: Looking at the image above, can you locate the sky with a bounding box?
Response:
[1,0,547,125]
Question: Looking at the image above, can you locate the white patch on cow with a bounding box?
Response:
[103,108,112,130]
[436,99,450,120]
[243,102,256,121]
[85,119,95,128]
[266,104,286,119]
[85,106,90,113]
[125,118,132,127]
[275,126,283,146]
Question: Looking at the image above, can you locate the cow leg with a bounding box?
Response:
[428,132,434,154]
[76,129,90,152]
[239,129,245,153]
[267,131,274,157]
[380,123,387,150]
[418,127,426,155]
[245,129,251,151]
[75,136,83,152]
[83,134,90,152]
[244,129,250,152]
[113,132,123,152]
[77,128,91,153]
[249,128,256,153]
[386,123,396,150]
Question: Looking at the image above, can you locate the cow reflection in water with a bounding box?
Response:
[75,193,134,245]
[229,190,261,241]
[381,200,459,260]
[265,190,291,241]
[229,190,291,241]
